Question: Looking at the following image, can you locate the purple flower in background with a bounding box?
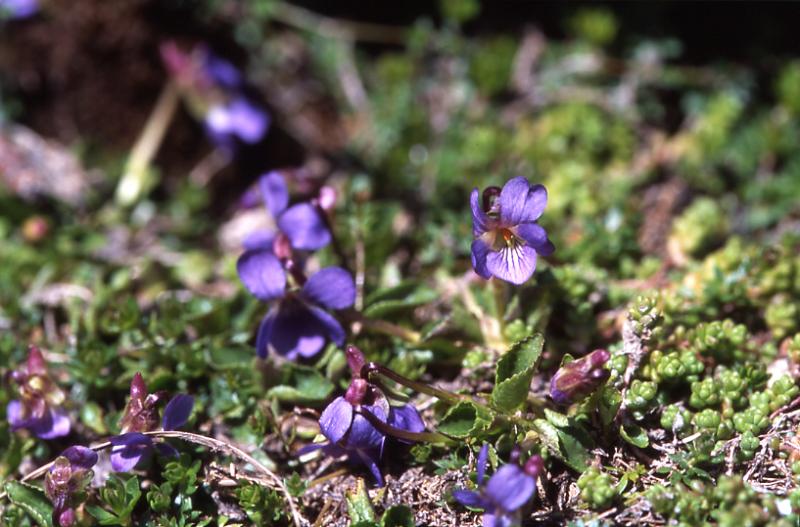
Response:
[305,346,427,485]
[160,41,270,150]
[0,0,38,19]
[453,445,544,527]
[6,346,70,439]
[205,96,270,147]
[110,373,193,472]
[44,446,97,527]
[549,349,611,405]
[471,177,554,285]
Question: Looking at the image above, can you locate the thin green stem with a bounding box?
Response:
[351,313,421,343]
[492,279,508,344]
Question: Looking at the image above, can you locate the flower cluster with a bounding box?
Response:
[237,171,355,360]
[6,346,70,439]
[453,445,544,527]
[471,177,554,285]
[44,446,97,527]
[307,345,425,485]
[110,373,193,472]
[161,41,270,152]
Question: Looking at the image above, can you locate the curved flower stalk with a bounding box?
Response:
[160,41,270,151]
[305,346,427,485]
[6,346,70,439]
[549,349,611,405]
[44,446,97,527]
[471,177,555,284]
[454,445,544,527]
[110,373,194,472]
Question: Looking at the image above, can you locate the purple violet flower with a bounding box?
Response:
[0,0,38,19]
[453,445,544,527]
[549,349,611,405]
[6,346,70,439]
[306,346,426,485]
[471,177,555,285]
[243,171,332,252]
[237,172,349,361]
[44,446,97,527]
[110,373,193,472]
[160,41,270,150]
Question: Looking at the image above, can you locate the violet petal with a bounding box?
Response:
[514,223,554,256]
[319,397,353,444]
[499,177,547,226]
[471,239,492,279]
[477,443,489,485]
[255,310,277,359]
[453,489,487,508]
[485,244,538,285]
[110,433,153,472]
[61,446,98,470]
[484,464,535,512]
[471,188,492,237]
[34,407,71,439]
[162,394,194,430]
[259,171,289,218]
[237,249,286,302]
[278,203,331,251]
[302,267,356,310]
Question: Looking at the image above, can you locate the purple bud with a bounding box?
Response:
[524,455,544,479]
[58,508,76,527]
[549,349,611,405]
[26,345,47,375]
[272,233,293,261]
[346,345,366,377]
[130,372,147,400]
[345,379,369,405]
[316,186,337,211]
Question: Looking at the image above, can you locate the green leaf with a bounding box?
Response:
[598,386,622,427]
[267,364,334,403]
[491,334,544,412]
[437,401,492,438]
[4,481,53,527]
[85,505,120,525]
[346,479,376,524]
[381,505,415,527]
[80,402,108,434]
[533,419,590,472]
[620,422,650,448]
[544,408,570,428]
[208,346,253,369]
[364,281,437,318]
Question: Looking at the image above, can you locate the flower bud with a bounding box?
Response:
[345,345,366,377]
[550,349,611,405]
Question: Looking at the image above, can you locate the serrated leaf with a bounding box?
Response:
[620,422,650,448]
[381,505,415,527]
[4,481,53,527]
[346,479,376,524]
[544,408,570,428]
[491,334,544,412]
[533,419,590,472]
[437,401,492,438]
